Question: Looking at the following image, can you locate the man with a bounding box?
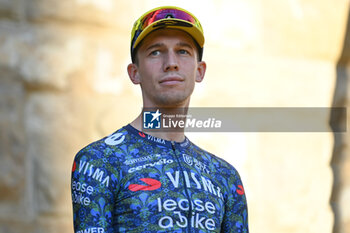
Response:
[71,6,249,232]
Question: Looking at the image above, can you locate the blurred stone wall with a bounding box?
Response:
[0,0,349,233]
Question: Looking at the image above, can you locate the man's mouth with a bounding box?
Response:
[159,76,184,85]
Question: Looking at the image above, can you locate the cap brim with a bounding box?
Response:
[132,19,204,50]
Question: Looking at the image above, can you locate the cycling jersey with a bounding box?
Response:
[71,124,249,233]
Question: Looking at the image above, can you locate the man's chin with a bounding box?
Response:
[155,96,190,108]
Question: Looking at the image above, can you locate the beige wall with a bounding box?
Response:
[0,0,349,232]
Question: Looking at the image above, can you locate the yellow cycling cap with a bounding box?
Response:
[130,6,204,62]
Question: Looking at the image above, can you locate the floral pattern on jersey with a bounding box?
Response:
[71,124,249,233]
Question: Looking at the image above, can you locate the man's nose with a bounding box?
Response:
[163,50,179,71]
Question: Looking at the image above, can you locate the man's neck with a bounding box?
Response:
[130,107,188,142]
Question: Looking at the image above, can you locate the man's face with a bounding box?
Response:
[128,29,206,108]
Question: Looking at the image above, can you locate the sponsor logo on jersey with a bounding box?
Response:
[136,129,166,144]
[166,171,223,200]
[72,161,77,172]
[183,154,193,165]
[147,135,166,144]
[157,197,216,231]
[156,171,222,231]
[76,227,104,233]
[128,178,162,191]
[124,154,161,165]
[182,154,210,174]
[78,160,110,187]
[180,137,189,147]
[236,185,245,195]
[128,158,174,173]
[72,181,94,206]
[105,132,125,146]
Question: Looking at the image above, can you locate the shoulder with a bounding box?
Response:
[72,126,133,181]
[72,127,131,189]
[75,126,129,161]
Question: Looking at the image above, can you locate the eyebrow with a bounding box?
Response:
[177,42,194,50]
[145,43,164,51]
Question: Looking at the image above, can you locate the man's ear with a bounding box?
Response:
[127,63,141,84]
[195,61,206,83]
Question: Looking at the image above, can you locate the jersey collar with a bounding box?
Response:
[123,124,191,149]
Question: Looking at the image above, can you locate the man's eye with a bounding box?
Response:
[178,49,190,55]
[150,50,160,56]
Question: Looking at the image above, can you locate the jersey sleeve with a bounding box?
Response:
[221,169,249,233]
[71,147,116,233]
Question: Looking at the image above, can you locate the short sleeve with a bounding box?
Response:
[221,169,249,233]
[71,148,115,233]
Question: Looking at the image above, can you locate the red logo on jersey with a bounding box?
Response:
[128,178,161,191]
[236,185,245,195]
[72,161,76,172]
[139,132,146,138]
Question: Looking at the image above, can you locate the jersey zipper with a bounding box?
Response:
[171,141,193,232]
